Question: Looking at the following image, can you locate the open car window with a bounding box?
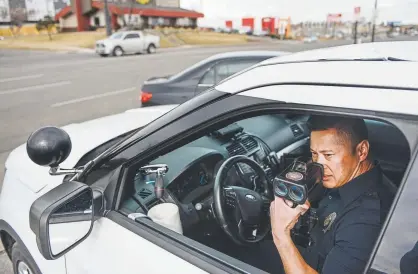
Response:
[116,105,413,273]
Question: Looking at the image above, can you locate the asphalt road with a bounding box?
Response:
[0,35,416,273]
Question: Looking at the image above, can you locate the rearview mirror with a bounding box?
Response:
[30,181,94,260]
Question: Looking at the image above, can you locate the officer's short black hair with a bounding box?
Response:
[307,115,369,153]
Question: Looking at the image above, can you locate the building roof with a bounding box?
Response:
[55,1,204,21]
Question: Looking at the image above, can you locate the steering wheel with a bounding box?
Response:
[213,155,273,245]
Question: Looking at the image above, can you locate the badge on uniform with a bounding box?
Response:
[322,212,337,233]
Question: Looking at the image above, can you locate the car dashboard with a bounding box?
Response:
[120,113,410,234]
[120,114,310,221]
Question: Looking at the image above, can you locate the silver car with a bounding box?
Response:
[95,30,160,57]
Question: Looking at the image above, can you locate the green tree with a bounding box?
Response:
[36,15,56,41]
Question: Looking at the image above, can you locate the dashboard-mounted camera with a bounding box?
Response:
[273,158,324,208]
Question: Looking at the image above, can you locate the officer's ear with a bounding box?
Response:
[356,140,370,162]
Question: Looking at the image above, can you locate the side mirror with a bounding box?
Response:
[29,181,94,260]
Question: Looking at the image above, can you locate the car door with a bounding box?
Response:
[365,147,418,274]
[50,91,272,274]
[195,58,265,96]
[122,33,140,53]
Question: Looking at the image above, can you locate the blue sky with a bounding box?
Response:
[180,0,418,27]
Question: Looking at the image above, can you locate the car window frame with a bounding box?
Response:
[91,89,418,274]
[364,144,418,273]
[197,64,217,87]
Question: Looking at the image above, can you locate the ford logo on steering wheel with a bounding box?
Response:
[245,194,256,201]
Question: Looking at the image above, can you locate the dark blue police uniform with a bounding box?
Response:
[301,163,396,273]
[238,163,396,274]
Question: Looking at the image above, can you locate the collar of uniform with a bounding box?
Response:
[336,161,381,207]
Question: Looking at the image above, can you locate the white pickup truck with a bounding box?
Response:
[95,30,160,57]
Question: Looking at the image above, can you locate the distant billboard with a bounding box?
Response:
[25,0,55,20]
[327,13,342,23]
[0,0,69,22]
[0,0,11,22]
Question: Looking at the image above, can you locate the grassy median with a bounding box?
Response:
[0,30,250,52]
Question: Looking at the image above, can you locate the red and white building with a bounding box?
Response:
[55,0,204,32]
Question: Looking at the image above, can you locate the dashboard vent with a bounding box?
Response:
[227,142,246,156]
[241,137,258,151]
[290,124,303,138]
[138,188,152,199]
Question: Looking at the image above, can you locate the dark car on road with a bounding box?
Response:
[139,50,289,106]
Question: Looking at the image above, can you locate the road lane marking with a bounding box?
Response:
[0,81,71,95]
[0,74,43,83]
[50,87,137,107]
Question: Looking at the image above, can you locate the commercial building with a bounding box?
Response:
[0,0,204,32]
[223,16,292,38]
[56,0,204,32]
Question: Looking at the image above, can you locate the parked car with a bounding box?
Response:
[2,42,418,274]
[95,30,160,57]
[139,50,289,106]
[302,35,318,43]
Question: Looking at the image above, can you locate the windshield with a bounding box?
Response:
[109,33,123,39]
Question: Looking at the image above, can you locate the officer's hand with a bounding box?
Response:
[270,197,310,241]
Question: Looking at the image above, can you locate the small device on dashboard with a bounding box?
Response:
[212,123,244,140]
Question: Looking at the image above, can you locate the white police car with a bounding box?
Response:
[1,42,418,274]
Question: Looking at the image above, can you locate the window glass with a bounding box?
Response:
[368,153,418,273]
[125,33,140,39]
[216,60,260,82]
[199,68,215,85]
[109,32,123,39]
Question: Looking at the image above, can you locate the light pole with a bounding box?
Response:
[371,0,378,42]
[104,0,112,36]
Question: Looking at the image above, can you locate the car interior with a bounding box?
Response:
[118,112,410,272]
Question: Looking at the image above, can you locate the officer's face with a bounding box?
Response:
[310,128,360,189]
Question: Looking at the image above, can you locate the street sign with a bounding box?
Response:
[354,6,361,21]
[327,13,341,23]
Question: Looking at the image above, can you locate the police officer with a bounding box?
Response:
[268,115,396,274]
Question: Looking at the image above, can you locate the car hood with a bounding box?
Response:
[96,39,117,46]
[5,105,178,193]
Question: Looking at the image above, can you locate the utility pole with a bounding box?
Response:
[104,0,112,36]
[354,20,358,44]
[371,0,378,42]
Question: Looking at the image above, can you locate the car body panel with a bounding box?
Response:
[238,84,418,117]
[0,171,67,274]
[5,105,177,194]
[215,61,418,116]
[260,41,418,64]
[65,217,209,274]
